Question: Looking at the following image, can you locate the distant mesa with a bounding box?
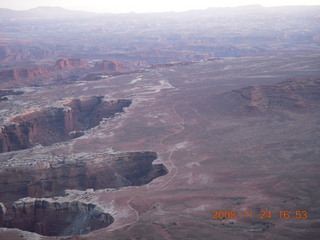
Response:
[0,66,48,81]
[53,58,86,71]
[0,58,142,86]
[94,60,128,73]
[0,58,86,83]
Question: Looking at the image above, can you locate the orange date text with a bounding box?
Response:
[211,210,308,220]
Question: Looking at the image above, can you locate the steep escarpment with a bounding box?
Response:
[0,199,113,236]
[0,66,48,81]
[0,151,167,203]
[0,97,131,153]
[94,60,128,72]
[82,60,143,81]
[202,77,320,116]
[0,58,86,83]
[52,58,86,71]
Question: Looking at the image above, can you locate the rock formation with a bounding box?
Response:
[0,151,167,203]
[0,66,48,81]
[94,60,127,72]
[205,78,320,115]
[0,58,86,84]
[53,58,86,71]
[0,97,131,153]
[0,199,113,236]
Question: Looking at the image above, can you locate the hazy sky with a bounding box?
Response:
[2,0,320,13]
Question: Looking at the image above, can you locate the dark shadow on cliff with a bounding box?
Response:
[0,96,131,153]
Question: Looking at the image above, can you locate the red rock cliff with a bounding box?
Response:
[0,97,131,153]
[0,66,48,81]
[53,58,86,71]
[0,199,113,236]
[0,151,167,203]
[94,60,128,72]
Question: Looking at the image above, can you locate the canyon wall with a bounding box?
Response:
[0,151,167,203]
[0,199,113,236]
[0,97,131,153]
[0,66,48,81]
[94,60,128,72]
[52,58,86,71]
[0,58,86,83]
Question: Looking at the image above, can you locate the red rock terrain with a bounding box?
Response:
[0,5,320,239]
[52,58,86,71]
[94,60,128,73]
[0,58,85,85]
[0,58,144,87]
[0,54,319,240]
[0,66,48,81]
[0,97,131,153]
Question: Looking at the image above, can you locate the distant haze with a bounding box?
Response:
[1,0,320,13]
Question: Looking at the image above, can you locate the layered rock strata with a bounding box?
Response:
[0,151,168,203]
[0,58,86,84]
[0,66,48,81]
[0,199,113,236]
[52,58,86,71]
[0,96,131,153]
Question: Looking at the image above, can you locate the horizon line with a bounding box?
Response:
[1,4,320,14]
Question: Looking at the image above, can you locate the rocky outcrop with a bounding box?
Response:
[0,58,86,83]
[0,151,167,203]
[232,78,320,113]
[0,199,113,236]
[53,58,86,71]
[0,97,131,153]
[205,78,320,115]
[0,66,48,81]
[94,60,127,72]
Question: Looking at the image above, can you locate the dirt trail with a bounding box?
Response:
[108,100,185,232]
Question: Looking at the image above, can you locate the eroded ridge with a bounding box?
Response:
[199,77,320,116]
[0,96,131,153]
[0,199,113,236]
[0,151,168,203]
